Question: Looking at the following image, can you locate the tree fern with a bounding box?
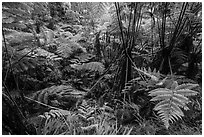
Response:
[148,81,199,129]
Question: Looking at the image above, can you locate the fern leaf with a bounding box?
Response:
[154,102,169,111]
[56,43,73,58]
[44,112,51,120]
[91,2,107,19]
[81,124,98,131]
[148,67,152,74]
[172,93,189,103]
[56,40,85,58]
[87,116,95,121]
[176,89,198,96]
[30,85,85,108]
[175,83,199,90]
[157,108,183,129]
[78,113,87,120]
[83,62,105,73]
[75,53,95,63]
[78,108,87,115]
[148,88,171,96]
[150,94,172,101]
[136,67,160,81]
[149,81,199,129]
[41,109,72,120]
[171,96,189,110]
[170,102,184,116]
[154,100,169,110]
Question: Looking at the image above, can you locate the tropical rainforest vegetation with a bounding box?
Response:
[2,2,202,135]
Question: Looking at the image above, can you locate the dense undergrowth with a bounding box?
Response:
[2,2,202,135]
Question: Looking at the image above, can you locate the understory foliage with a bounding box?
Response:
[2,2,202,135]
[149,81,198,129]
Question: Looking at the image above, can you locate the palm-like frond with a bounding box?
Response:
[148,81,198,129]
[91,2,109,20]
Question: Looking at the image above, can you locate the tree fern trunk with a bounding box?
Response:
[95,32,102,60]
[119,50,132,97]
[160,56,170,74]
[186,58,198,79]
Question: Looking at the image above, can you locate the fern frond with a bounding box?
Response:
[74,53,95,63]
[56,43,73,58]
[10,51,39,73]
[81,124,98,131]
[77,99,115,124]
[149,81,198,129]
[31,48,62,61]
[42,109,72,119]
[142,67,161,81]
[77,100,97,121]
[30,85,86,108]
[134,67,160,82]
[56,40,85,58]
[91,2,108,19]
